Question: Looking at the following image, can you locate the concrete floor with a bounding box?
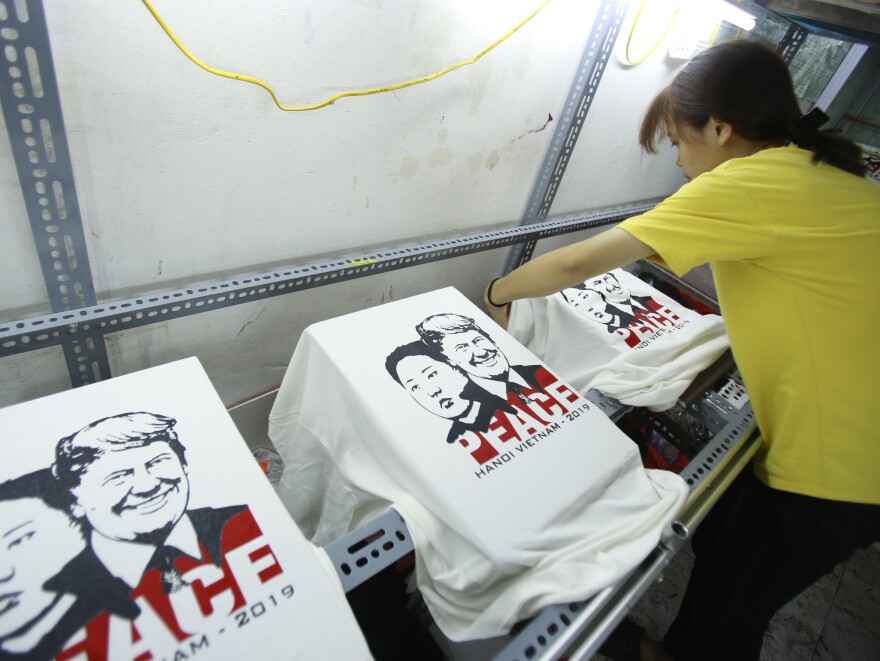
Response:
[595,541,880,661]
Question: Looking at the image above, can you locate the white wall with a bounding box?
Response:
[552,8,687,212]
[0,0,687,408]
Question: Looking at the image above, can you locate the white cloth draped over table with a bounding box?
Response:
[269,288,688,641]
[508,268,730,411]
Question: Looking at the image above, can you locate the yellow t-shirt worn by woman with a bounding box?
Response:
[619,146,880,505]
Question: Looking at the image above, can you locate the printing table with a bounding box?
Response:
[321,263,762,660]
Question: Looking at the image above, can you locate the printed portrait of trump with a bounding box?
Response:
[48,412,247,626]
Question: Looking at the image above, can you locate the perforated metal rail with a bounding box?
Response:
[0,0,110,383]
[506,0,628,271]
[778,23,808,64]
[323,509,414,593]
[0,202,658,358]
[677,372,756,490]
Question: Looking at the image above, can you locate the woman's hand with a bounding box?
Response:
[480,229,654,329]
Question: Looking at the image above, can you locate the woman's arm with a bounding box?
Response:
[483,227,655,325]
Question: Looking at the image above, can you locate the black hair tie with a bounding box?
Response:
[486,277,509,309]
[786,107,829,148]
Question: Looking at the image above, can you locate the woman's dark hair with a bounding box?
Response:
[640,39,866,177]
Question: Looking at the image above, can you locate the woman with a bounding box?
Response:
[483,39,880,661]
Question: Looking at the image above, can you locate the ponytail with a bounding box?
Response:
[786,108,867,176]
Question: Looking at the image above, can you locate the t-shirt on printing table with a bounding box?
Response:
[269,261,762,660]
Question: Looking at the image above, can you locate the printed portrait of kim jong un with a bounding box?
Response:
[0,469,84,660]
[386,313,547,444]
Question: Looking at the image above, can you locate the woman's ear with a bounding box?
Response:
[709,117,733,146]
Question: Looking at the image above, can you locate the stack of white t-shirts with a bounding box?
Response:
[269,287,688,641]
[508,268,730,411]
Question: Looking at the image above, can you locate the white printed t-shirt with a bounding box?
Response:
[269,288,688,641]
[508,268,729,411]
